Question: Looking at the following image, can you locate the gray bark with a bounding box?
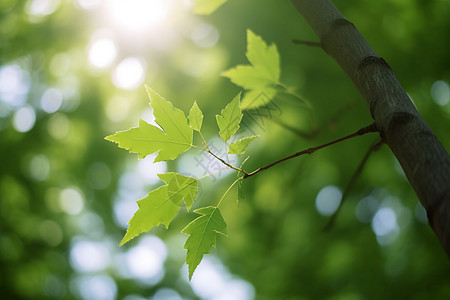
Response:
[291,0,450,257]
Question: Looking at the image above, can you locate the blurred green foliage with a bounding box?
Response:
[1,0,449,299]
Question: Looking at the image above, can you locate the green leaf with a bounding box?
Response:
[182,206,227,279]
[228,136,259,154]
[241,87,277,110]
[105,86,192,162]
[188,101,203,132]
[221,66,273,90]
[222,30,280,110]
[158,172,198,211]
[191,0,228,15]
[246,29,280,83]
[120,173,198,246]
[216,93,243,142]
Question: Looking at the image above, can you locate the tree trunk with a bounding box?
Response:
[291,0,450,257]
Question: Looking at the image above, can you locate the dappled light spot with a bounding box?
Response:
[105,96,131,123]
[431,80,449,106]
[87,162,111,190]
[355,195,379,223]
[372,207,397,236]
[88,38,117,69]
[47,113,70,140]
[44,275,66,298]
[41,88,63,113]
[71,275,117,300]
[372,207,400,246]
[112,57,146,90]
[123,295,147,300]
[0,64,30,107]
[39,220,63,246]
[188,257,255,300]
[107,0,170,32]
[13,106,36,132]
[59,187,84,215]
[192,23,219,48]
[153,288,183,300]
[49,53,72,77]
[315,185,342,216]
[113,196,139,229]
[28,154,50,181]
[26,0,60,20]
[121,236,167,284]
[76,212,106,239]
[75,0,101,10]
[137,154,167,185]
[70,237,110,272]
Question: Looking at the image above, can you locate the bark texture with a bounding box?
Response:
[291,0,450,257]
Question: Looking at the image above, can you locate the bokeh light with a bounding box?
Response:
[59,188,84,215]
[431,80,450,106]
[13,106,36,132]
[112,57,146,90]
[315,185,342,216]
[107,0,170,32]
[70,238,111,273]
[88,37,118,69]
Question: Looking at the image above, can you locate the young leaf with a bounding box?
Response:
[216,93,243,142]
[191,0,228,15]
[158,172,198,211]
[228,136,259,154]
[188,101,203,132]
[246,29,280,83]
[105,86,192,162]
[120,173,198,246]
[182,206,227,279]
[222,30,280,110]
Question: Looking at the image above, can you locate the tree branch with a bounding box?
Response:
[291,0,450,257]
[244,123,377,178]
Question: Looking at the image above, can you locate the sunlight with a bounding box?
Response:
[88,37,117,69]
[112,57,145,90]
[107,0,169,32]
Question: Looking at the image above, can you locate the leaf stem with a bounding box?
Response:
[196,167,232,181]
[198,131,210,151]
[216,177,242,207]
[243,123,377,178]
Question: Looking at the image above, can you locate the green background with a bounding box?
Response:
[1,0,449,299]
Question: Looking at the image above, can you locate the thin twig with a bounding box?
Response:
[243,123,377,178]
[322,138,384,231]
[292,39,322,48]
[208,150,249,176]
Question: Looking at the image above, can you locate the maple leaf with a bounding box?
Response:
[182,206,227,279]
[228,136,259,154]
[105,86,192,162]
[120,173,198,246]
[222,30,280,110]
[216,93,243,142]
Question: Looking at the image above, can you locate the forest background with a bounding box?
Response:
[0,0,449,299]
